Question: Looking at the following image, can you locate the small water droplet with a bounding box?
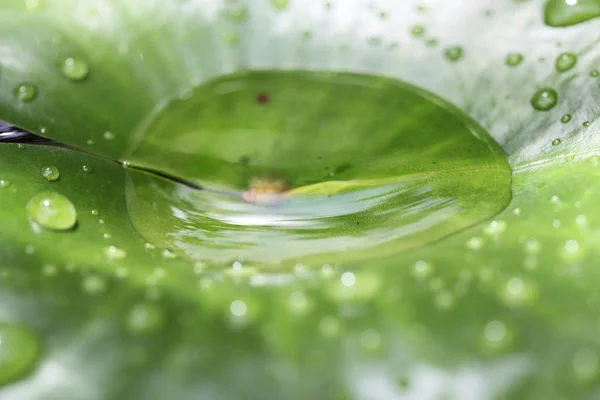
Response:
[444,46,464,62]
[42,263,57,276]
[161,249,177,259]
[531,88,558,111]
[0,323,41,385]
[82,165,91,173]
[413,260,433,279]
[434,291,455,310]
[41,165,60,181]
[499,277,537,307]
[591,69,599,77]
[583,121,591,127]
[553,219,561,228]
[103,131,115,140]
[484,220,506,236]
[552,138,562,146]
[26,192,77,230]
[565,239,580,254]
[505,53,524,67]
[561,113,572,123]
[144,242,156,250]
[410,25,425,37]
[465,237,483,250]
[0,180,10,188]
[555,52,577,72]
[341,271,356,287]
[14,83,37,102]
[126,303,165,335]
[103,233,111,239]
[61,57,89,81]
[513,208,521,216]
[524,238,541,255]
[105,245,127,261]
[90,209,99,216]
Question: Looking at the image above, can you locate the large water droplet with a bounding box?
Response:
[26,192,77,230]
[41,165,60,181]
[0,323,41,385]
[61,57,89,81]
[531,88,558,111]
[544,0,600,27]
[555,52,577,72]
[14,84,37,102]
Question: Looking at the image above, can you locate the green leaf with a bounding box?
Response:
[0,0,599,399]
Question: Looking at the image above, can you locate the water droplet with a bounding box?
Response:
[26,192,77,230]
[102,233,111,239]
[544,0,600,27]
[565,239,580,254]
[552,138,562,146]
[271,0,288,10]
[572,349,599,381]
[0,180,10,188]
[591,69,599,77]
[576,214,588,226]
[41,165,60,181]
[484,220,506,235]
[161,249,177,259]
[465,237,483,250]
[555,52,577,72]
[82,165,91,173]
[144,242,156,250]
[444,46,464,62]
[126,303,165,335]
[61,57,89,81]
[319,316,341,338]
[531,88,558,111]
[230,300,247,317]
[413,260,433,279]
[561,113,572,123]
[90,209,99,216]
[553,219,561,228]
[341,271,355,287]
[583,121,591,127]
[105,245,127,261]
[82,275,107,294]
[505,53,524,67]
[103,131,115,140]
[14,83,37,102]
[410,25,425,37]
[0,323,41,385]
[499,277,537,307]
[481,320,512,352]
[513,208,521,216]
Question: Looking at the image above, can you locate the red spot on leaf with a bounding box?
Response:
[256,93,269,104]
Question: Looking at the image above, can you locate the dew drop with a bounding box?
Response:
[90,209,99,216]
[444,46,464,62]
[552,138,562,146]
[41,165,60,181]
[105,245,127,261]
[505,53,524,67]
[483,220,506,236]
[0,323,41,385]
[555,52,577,72]
[0,180,10,188]
[591,69,599,77]
[82,165,91,173]
[434,291,455,310]
[103,131,115,141]
[26,192,77,230]
[531,88,558,111]
[14,83,37,102]
[61,57,89,81]
[583,121,591,127]
[544,0,600,27]
[561,113,572,123]
[499,277,537,307]
[410,25,425,37]
[126,303,165,335]
[413,260,433,279]
[42,263,58,276]
[288,291,313,316]
[465,236,483,250]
